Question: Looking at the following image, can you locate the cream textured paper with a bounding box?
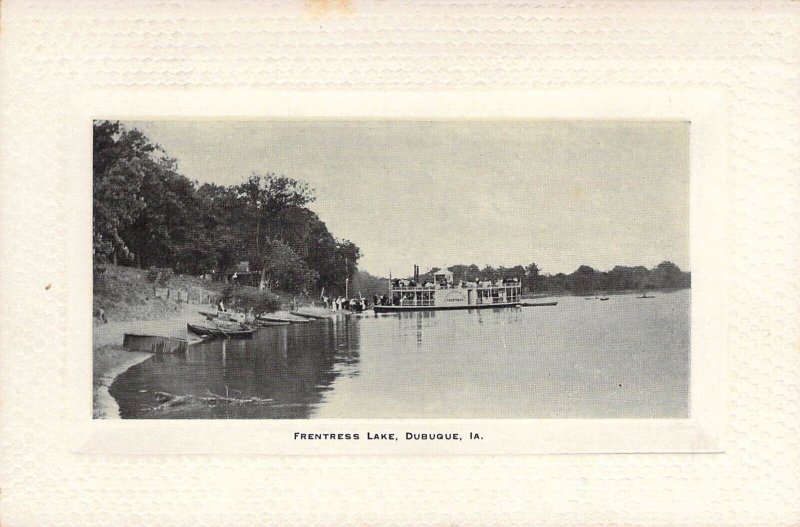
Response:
[1,1,799,525]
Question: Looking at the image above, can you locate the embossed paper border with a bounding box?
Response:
[2,1,798,525]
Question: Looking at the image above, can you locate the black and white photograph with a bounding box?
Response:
[93,119,691,420]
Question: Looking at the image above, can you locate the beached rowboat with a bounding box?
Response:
[187,322,255,338]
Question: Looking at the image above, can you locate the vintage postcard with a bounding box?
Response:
[3,1,798,525]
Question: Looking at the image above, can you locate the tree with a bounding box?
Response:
[651,261,687,288]
[93,121,154,263]
[568,265,597,293]
[261,238,318,293]
[525,262,543,292]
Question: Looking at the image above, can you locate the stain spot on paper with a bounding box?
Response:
[305,0,354,17]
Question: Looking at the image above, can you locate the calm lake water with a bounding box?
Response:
[110,289,690,419]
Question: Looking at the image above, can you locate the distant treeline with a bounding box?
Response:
[93,121,360,294]
[352,262,690,296]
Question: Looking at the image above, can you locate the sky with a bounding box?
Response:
[120,119,690,277]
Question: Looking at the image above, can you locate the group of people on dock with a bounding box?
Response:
[323,295,369,313]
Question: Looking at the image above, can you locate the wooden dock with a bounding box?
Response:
[123,333,188,354]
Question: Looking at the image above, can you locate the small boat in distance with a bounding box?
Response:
[599,297,610,301]
[637,293,655,299]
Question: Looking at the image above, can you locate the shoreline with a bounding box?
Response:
[92,302,206,419]
[521,287,689,299]
[93,346,153,419]
[92,301,328,418]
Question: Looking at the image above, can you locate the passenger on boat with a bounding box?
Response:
[373,293,379,306]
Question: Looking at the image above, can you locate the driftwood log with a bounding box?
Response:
[149,389,273,412]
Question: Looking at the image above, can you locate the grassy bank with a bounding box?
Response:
[93,266,219,418]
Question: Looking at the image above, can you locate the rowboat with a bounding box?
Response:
[187,322,255,338]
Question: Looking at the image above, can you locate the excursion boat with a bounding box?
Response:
[373,268,522,313]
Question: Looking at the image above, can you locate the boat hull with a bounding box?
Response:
[373,302,519,313]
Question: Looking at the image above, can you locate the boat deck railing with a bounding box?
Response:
[390,283,521,292]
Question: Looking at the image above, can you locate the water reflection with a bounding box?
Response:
[111,317,361,419]
[111,291,691,419]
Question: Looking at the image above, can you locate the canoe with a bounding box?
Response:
[256,314,309,323]
[251,319,291,327]
[518,301,558,307]
[187,322,255,338]
[289,310,329,320]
